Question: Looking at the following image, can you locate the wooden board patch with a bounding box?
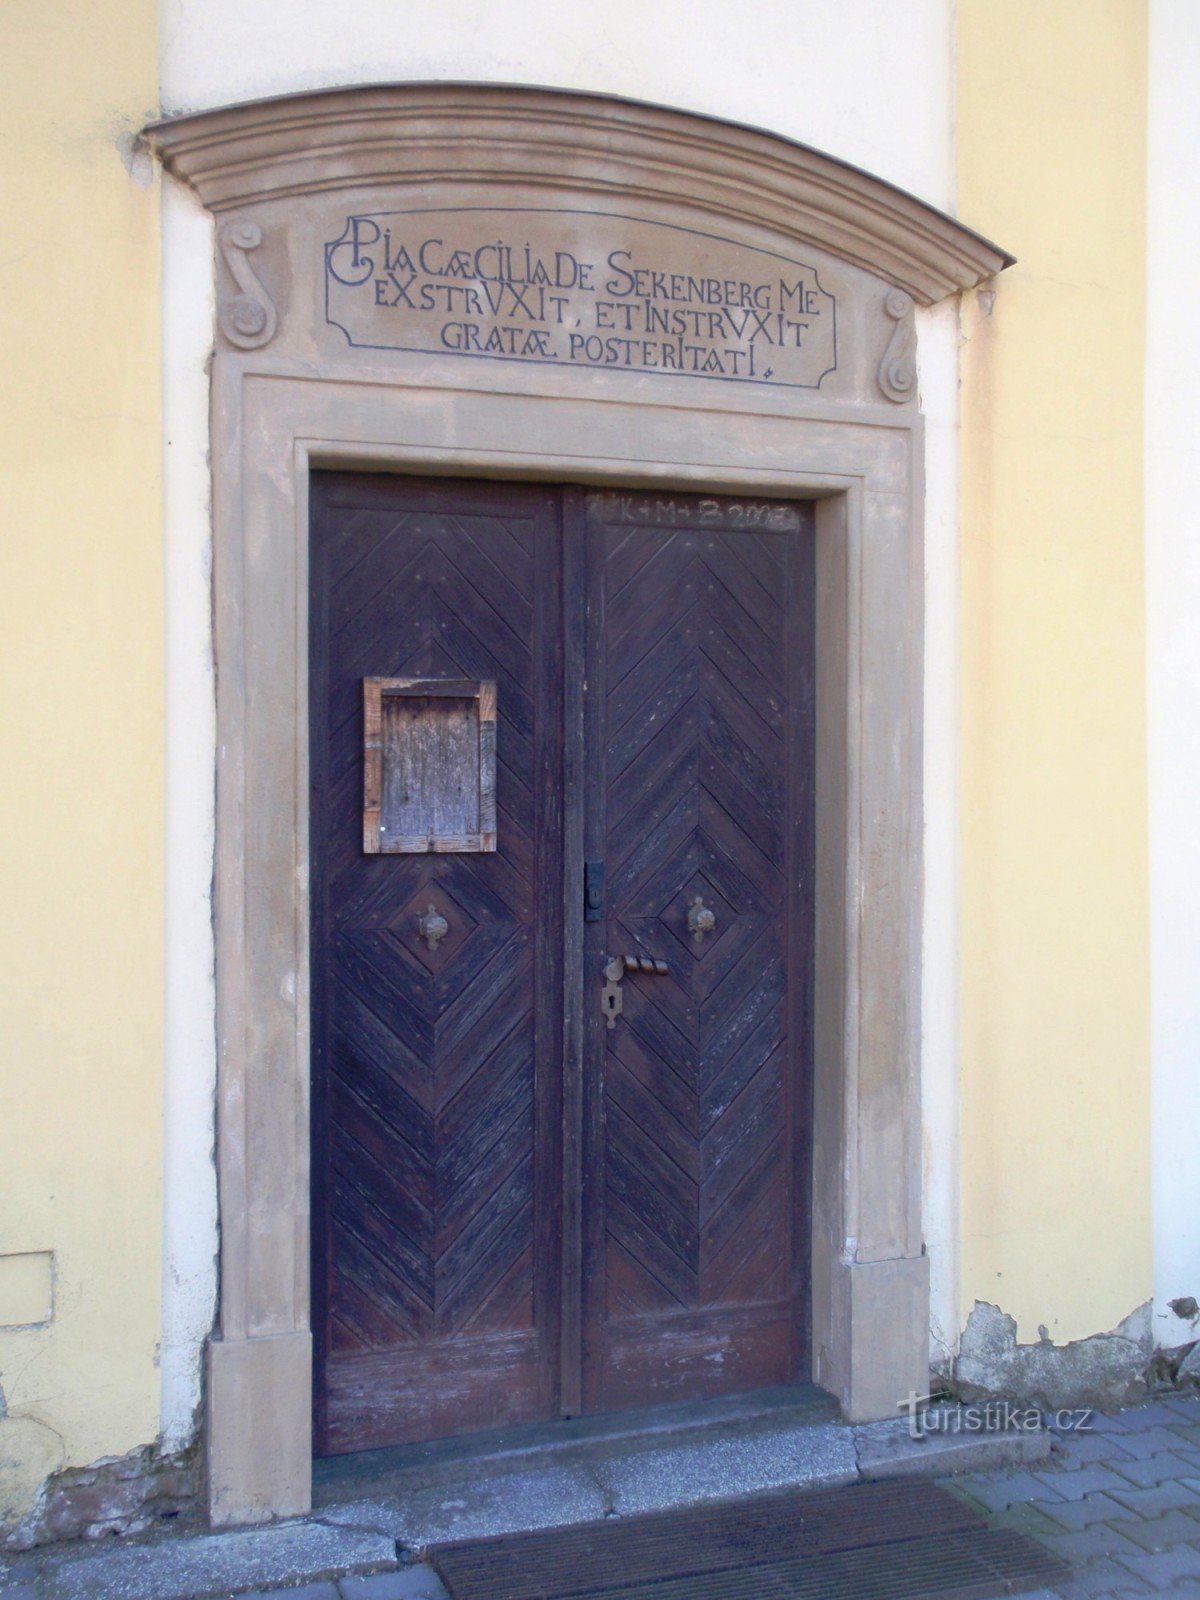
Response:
[363,677,497,853]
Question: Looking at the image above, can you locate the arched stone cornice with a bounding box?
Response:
[147,83,1011,305]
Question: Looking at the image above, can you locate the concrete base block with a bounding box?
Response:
[821,1255,930,1423]
[207,1332,313,1526]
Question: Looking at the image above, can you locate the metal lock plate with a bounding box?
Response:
[600,954,669,1028]
[601,956,625,1028]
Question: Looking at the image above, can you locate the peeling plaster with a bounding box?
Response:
[2,1439,199,1551]
[0,1416,65,1540]
[955,1300,1154,1412]
[115,128,155,187]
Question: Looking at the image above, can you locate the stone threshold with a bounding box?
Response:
[1,1390,1051,1600]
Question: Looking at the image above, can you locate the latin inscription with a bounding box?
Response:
[325,209,836,389]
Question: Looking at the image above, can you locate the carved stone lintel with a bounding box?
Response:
[877,288,917,404]
[218,220,277,350]
[146,86,1014,306]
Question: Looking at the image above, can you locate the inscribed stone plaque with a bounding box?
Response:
[325,208,837,390]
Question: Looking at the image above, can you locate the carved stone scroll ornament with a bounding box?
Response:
[217,220,278,349]
[877,288,917,404]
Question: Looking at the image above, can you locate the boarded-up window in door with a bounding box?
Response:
[362,677,497,852]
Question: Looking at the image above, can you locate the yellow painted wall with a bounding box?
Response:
[957,0,1152,1342]
[0,0,1158,1534]
[0,0,163,1528]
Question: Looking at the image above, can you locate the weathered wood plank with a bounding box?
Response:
[310,472,561,1453]
[580,489,816,1414]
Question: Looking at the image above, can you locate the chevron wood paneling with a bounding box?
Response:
[309,474,563,1454]
[310,475,814,1451]
[581,493,815,1413]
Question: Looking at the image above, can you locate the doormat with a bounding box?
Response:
[425,1478,1070,1600]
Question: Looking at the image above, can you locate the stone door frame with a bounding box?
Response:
[147,83,1009,1525]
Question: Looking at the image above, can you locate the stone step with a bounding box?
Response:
[2,1393,1052,1600]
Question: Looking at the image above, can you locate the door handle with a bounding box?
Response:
[600,954,669,1028]
[614,955,670,976]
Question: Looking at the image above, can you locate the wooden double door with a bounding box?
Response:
[309,472,815,1455]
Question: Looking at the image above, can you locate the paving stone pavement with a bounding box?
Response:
[950,1392,1200,1599]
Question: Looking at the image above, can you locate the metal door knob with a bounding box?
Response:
[418,905,449,951]
[688,896,716,943]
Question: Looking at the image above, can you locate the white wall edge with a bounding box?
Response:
[160,175,219,1450]
[917,300,961,1372]
[1145,0,1200,1353]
